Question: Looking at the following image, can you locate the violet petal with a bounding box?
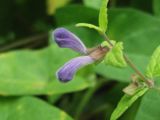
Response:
[56,56,94,82]
[53,28,87,54]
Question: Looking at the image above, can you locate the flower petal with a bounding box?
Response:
[53,28,87,54]
[56,56,94,82]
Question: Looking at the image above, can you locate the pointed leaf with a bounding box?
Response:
[110,88,148,120]
[99,0,109,32]
[146,45,160,78]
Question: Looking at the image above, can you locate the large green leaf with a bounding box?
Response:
[146,45,160,78]
[0,45,92,95]
[135,89,160,120]
[110,88,148,120]
[108,8,160,56]
[0,96,72,120]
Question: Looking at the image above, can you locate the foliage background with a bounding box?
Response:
[0,0,160,120]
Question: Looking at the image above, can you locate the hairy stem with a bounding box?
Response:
[101,33,152,86]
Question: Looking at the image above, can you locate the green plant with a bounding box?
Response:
[53,0,160,119]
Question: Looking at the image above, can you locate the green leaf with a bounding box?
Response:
[99,0,109,32]
[146,46,160,78]
[76,23,103,33]
[110,88,148,120]
[0,96,73,120]
[0,45,92,95]
[104,42,127,68]
[108,8,160,56]
[135,89,160,120]
[119,97,141,120]
[153,0,160,17]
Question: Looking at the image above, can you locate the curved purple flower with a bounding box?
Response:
[53,28,87,54]
[53,28,108,82]
[56,56,94,82]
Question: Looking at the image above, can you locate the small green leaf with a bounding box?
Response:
[110,88,148,120]
[76,23,103,33]
[146,45,160,78]
[99,0,109,32]
[104,42,127,68]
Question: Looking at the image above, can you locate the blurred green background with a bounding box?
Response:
[0,0,160,120]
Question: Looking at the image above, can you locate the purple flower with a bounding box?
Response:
[53,28,87,54]
[56,56,94,82]
[53,28,108,82]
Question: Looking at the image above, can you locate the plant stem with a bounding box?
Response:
[123,55,147,82]
[101,33,151,85]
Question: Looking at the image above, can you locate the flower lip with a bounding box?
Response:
[53,28,87,54]
[56,56,94,82]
